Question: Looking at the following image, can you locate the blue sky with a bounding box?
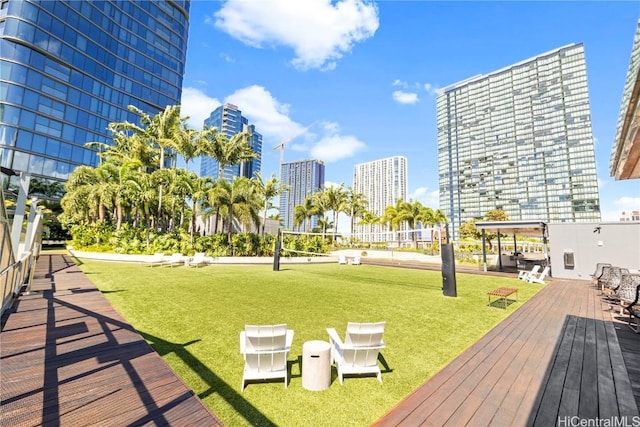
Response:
[180,0,640,222]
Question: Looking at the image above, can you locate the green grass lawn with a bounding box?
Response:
[78,260,542,427]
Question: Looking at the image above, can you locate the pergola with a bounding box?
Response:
[475,220,548,272]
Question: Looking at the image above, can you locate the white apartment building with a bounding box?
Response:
[353,156,407,243]
[437,43,601,239]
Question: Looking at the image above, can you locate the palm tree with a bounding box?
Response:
[323,184,347,242]
[205,178,231,235]
[399,200,427,249]
[293,198,315,232]
[232,178,262,234]
[60,166,100,224]
[357,210,380,245]
[343,186,368,235]
[310,190,329,239]
[253,172,285,237]
[200,129,257,181]
[314,217,334,235]
[381,199,404,246]
[173,125,200,171]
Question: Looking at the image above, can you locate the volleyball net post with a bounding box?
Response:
[273,233,281,271]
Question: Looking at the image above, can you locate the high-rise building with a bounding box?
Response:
[0,0,190,195]
[611,19,640,180]
[437,43,601,239]
[280,159,324,231]
[200,103,262,182]
[620,211,640,221]
[353,156,407,242]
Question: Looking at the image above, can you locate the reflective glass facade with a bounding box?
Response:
[0,0,189,193]
[353,156,407,242]
[200,103,262,182]
[280,159,324,231]
[437,44,601,239]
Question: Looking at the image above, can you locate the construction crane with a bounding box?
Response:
[273,121,319,169]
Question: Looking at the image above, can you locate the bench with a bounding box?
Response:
[487,287,518,309]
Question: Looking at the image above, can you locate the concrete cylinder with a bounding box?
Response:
[302,340,331,391]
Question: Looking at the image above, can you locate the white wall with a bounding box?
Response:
[548,222,640,279]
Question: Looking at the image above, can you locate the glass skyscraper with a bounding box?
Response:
[200,103,262,182]
[280,159,324,231]
[353,156,407,242]
[0,0,190,195]
[437,43,601,239]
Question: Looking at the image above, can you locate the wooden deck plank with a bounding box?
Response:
[375,278,640,426]
[0,254,222,426]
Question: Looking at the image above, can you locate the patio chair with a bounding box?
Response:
[240,324,294,391]
[326,321,386,384]
[352,256,361,265]
[601,267,629,296]
[142,252,165,267]
[591,262,611,284]
[338,255,347,264]
[162,253,184,267]
[517,265,540,281]
[623,283,640,333]
[597,265,616,292]
[603,273,640,314]
[527,265,550,284]
[187,252,207,267]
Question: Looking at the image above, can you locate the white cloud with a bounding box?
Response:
[310,134,366,162]
[393,90,419,105]
[180,87,221,128]
[183,86,365,163]
[423,83,439,96]
[219,53,235,63]
[212,0,379,71]
[392,79,407,88]
[409,187,440,209]
[324,180,346,189]
[225,85,306,142]
[392,80,439,104]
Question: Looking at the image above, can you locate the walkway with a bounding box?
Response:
[1,253,222,426]
[373,278,640,426]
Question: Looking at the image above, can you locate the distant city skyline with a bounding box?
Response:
[179,1,640,224]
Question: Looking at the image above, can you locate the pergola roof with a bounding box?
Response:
[475,220,548,237]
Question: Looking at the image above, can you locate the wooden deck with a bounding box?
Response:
[1,253,222,426]
[373,277,640,426]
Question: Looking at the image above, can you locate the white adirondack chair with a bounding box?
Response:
[240,324,294,391]
[326,321,386,384]
[528,266,551,284]
[517,265,540,281]
[352,256,361,265]
[338,255,348,264]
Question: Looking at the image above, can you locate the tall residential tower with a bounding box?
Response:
[437,43,601,239]
[200,103,262,182]
[0,0,190,194]
[280,159,324,231]
[353,156,407,242]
